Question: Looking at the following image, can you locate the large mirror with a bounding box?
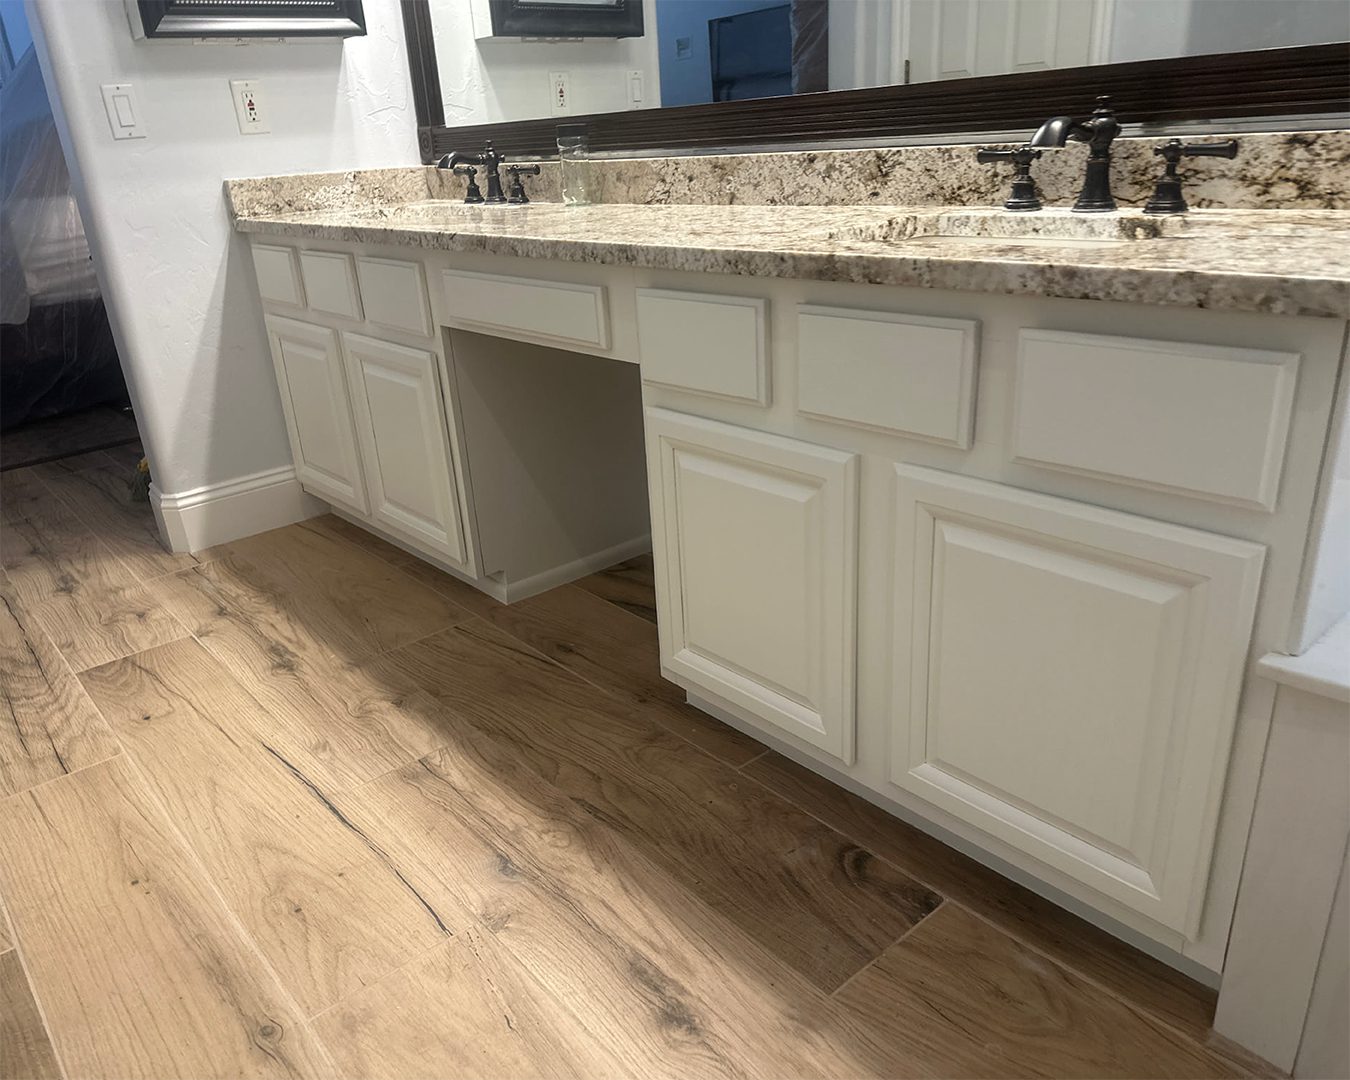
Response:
[420,0,1347,124]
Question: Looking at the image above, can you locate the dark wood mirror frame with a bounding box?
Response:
[400,0,1348,164]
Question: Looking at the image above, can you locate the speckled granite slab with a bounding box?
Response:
[230,200,1350,318]
[226,129,1350,217]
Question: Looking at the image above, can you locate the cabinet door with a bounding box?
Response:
[646,408,858,762]
[341,333,468,567]
[891,464,1265,935]
[265,315,367,514]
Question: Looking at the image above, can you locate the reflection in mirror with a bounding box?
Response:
[427,0,1349,126]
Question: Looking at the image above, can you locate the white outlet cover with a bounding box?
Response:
[230,79,270,135]
[548,70,570,115]
[101,83,146,140]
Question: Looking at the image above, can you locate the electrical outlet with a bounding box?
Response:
[549,70,571,115]
[229,79,270,135]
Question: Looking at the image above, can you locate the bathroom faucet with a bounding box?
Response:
[438,141,507,203]
[1030,96,1121,212]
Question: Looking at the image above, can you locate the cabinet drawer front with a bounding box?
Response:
[299,250,362,320]
[356,256,432,336]
[798,306,978,447]
[891,464,1264,935]
[341,333,467,567]
[1013,329,1299,509]
[265,316,366,514]
[251,244,304,307]
[441,269,608,349]
[637,289,767,403]
[647,408,857,762]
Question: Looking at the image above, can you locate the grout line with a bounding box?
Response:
[2,893,74,1080]
[0,747,128,807]
[829,898,948,1000]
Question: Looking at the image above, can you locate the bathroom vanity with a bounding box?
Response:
[227,147,1350,983]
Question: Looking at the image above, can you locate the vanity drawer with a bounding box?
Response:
[251,244,304,307]
[356,256,432,336]
[299,250,362,320]
[441,269,608,349]
[1013,329,1299,509]
[797,305,978,448]
[637,289,768,403]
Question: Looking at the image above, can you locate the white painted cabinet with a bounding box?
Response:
[265,315,367,515]
[889,464,1265,935]
[341,333,468,567]
[646,407,859,762]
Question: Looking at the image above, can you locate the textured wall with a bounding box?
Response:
[27,0,418,495]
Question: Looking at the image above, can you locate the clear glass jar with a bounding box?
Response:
[557,123,592,206]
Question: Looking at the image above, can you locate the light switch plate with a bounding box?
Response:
[100,83,146,140]
[229,79,270,135]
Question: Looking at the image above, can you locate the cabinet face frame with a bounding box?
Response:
[646,407,858,763]
[264,315,368,514]
[889,464,1266,936]
[340,332,470,569]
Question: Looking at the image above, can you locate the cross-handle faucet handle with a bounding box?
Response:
[1145,139,1239,215]
[505,164,542,204]
[451,164,485,204]
[975,144,1043,211]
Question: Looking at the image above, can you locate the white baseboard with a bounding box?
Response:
[151,466,328,553]
[499,533,652,604]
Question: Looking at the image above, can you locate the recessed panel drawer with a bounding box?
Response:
[441,269,608,349]
[251,244,304,307]
[356,256,432,336]
[797,305,978,448]
[299,250,362,320]
[637,289,768,403]
[1013,329,1299,509]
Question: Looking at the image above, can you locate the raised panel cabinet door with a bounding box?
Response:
[646,407,858,762]
[265,315,367,514]
[341,332,468,567]
[890,464,1265,936]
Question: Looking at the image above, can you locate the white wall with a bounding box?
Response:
[429,0,659,126]
[26,0,418,496]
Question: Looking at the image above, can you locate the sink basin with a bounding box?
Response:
[828,209,1190,247]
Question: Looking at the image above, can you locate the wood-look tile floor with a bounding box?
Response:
[0,453,1278,1080]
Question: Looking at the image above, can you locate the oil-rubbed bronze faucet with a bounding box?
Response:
[438,141,507,203]
[1030,96,1121,212]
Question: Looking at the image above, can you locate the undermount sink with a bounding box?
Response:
[829,209,1191,248]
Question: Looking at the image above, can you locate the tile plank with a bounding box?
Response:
[0,583,121,797]
[203,521,469,661]
[0,469,50,525]
[0,755,334,1080]
[43,461,198,580]
[575,552,658,623]
[836,904,1239,1079]
[0,949,62,1080]
[149,559,469,791]
[479,583,764,768]
[314,929,605,1080]
[336,712,883,1079]
[1,496,187,672]
[386,621,941,993]
[80,639,454,1017]
[744,749,1221,1041]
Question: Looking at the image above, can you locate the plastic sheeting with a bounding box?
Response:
[1,45,124,428]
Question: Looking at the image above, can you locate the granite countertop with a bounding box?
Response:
[230,198,1350,318]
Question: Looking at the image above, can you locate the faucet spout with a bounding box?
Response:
[1029,115,1079,148]
[1029,96,1120,212]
